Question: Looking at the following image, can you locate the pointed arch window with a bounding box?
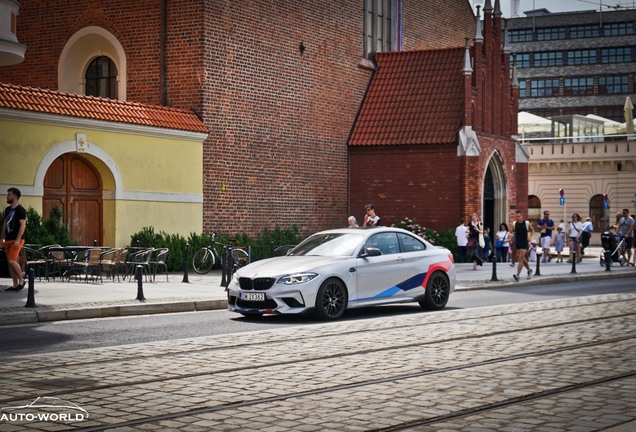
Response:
[85,56,118,99]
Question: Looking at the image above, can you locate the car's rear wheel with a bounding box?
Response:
[315,278,348,320]
[419,271,450,310]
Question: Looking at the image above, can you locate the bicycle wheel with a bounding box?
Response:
[192,248,215,274]
[231,248,249,269]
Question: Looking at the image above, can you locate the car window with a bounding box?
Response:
[290,233,364,257]
[398,232,427,252]
[364,232,400,255]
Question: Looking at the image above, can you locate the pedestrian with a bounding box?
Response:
[495,223,510,263]
[455,217,468,263]
[554,226,565,263]
[616,209,634,266]
[1,187,27,292]
[580,216,593,256]
[537,210,554,263]
[632,214,636,267]
[347,216,359,228]
[363,204,381,227]
[482,227,492,261]
[528,239,537,262]
[510,210,534,281]
[567,213,583,263]
[468,213,483,270]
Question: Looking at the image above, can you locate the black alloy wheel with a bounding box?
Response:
[419,271,450,310]
[315,278,348,320]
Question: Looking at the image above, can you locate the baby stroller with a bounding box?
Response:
[599,231,627,267]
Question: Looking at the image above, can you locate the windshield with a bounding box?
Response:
[289,233,364,257]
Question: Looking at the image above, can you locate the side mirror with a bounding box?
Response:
[359,247,382,258]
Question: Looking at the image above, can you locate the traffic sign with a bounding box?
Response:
[560,197,565,206]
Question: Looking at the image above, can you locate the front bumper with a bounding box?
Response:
[227,279,320,315]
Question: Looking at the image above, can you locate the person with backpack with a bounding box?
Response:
[510,210,534,281]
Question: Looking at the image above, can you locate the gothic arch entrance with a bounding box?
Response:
[482,152,508,235]
[43,154,103,245]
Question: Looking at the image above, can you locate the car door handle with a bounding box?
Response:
[349,267,356,273]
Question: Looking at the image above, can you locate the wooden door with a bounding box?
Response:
[43,154,103,245]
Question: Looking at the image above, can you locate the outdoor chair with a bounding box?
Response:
[44,245,72,281]
[23,246,48,280]
[70,248,103,283]
[101,248,128,281]
[150,248,169,282]
[126,248,153,281]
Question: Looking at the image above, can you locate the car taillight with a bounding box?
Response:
[448,253,455,263]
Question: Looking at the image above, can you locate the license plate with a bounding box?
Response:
[241,292,265,301]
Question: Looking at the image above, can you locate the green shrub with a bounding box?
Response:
[392,217,439,245]
[0,206,75,246]
[129,225,302,272]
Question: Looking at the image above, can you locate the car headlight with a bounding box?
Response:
[278,272,318,285]
[231,273,239,285]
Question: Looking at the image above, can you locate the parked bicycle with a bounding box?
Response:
[192,232,249,275]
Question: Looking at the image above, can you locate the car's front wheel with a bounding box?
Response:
[315,278,348,320]
[419,271,450,310]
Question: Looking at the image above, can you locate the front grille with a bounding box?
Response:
[239,277,276,290]
[236,298,278,309]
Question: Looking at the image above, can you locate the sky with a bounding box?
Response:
[472,0,636,18]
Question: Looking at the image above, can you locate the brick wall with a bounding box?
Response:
[349,146,462,230]
[402,0,475,50]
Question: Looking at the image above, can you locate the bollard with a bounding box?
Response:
[182,243,190,283]
[136,265,146,301]
[24,268,37,308]
[535,251,542,276]
[220,246,229,288]
[570,249,577,274]
[490,254,498,281]
[93,239,98,246]
[605,250,611,272]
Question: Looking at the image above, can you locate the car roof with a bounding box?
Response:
[315,227,414,237]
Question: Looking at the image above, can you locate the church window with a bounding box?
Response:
[85,56,118,99]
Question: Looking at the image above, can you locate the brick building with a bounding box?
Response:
[0,0,493,240]
[349,1,525,233]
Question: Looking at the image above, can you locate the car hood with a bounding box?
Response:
[237,255,352,278]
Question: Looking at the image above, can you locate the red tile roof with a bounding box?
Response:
[348,48,465,146]
[0,82,208,134]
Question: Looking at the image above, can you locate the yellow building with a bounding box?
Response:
[0,83,208,246]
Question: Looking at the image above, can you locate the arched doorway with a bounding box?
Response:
[43,154,103,245]
[483,152,508,235]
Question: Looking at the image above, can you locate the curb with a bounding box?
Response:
[0,299,227,326]
[456,269,636,291]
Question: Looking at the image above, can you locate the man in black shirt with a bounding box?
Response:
[2,187,27,291]
[510,210,534,281]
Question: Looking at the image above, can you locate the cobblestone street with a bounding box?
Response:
[0,292,634,431]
